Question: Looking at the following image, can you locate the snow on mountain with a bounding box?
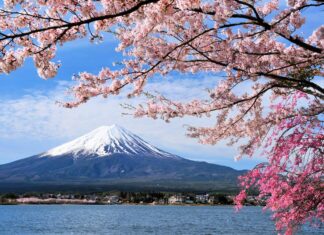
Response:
[41,125,178,159]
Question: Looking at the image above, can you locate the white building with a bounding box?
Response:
[168,195,184,204]
[196,194,209,203]
[105,195,120,204]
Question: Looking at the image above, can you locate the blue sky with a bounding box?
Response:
[0,1,322,169]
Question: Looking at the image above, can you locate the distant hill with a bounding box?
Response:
[0,125,246,193]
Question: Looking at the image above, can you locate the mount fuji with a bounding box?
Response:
[41,125,178,159]
[0,125,246,192]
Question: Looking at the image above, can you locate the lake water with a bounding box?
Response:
[0,205,322,235]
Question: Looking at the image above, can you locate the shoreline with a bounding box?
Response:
[0,203,243,206]
[1,193,265,207]
[0,201,234,206]
[0,201,260,206]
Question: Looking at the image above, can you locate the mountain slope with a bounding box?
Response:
[0,125,245,192]
[41,125,178,159]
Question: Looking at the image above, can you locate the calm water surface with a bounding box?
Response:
[0,205,322,235]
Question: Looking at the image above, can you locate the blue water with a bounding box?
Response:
[0,205,322,235]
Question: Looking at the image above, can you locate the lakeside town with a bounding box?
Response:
[0,192,266,206]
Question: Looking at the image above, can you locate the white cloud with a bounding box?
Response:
[0,76,263,169]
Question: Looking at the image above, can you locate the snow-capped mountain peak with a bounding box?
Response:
[41,125,178,159]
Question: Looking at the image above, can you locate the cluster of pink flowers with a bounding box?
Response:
[234,92,323,235]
